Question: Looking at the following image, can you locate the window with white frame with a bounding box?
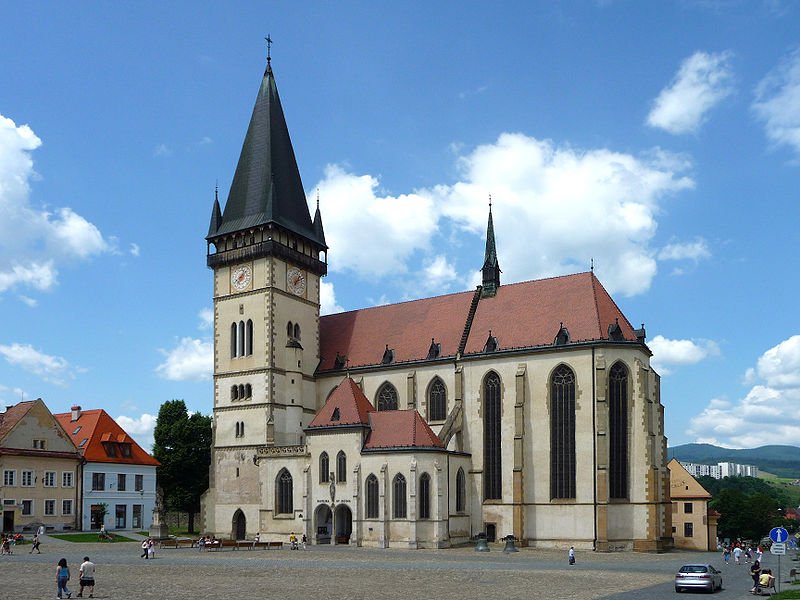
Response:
[117,473,126,491]
[92,472,105,491]
[135,474,144,492]
[43,471,56,487]
[44,499,55,516]
[62,499,73,516]
[3,470,15,486]
[21,470,34,487]
[62,472,73,488]
[21,499,33,516]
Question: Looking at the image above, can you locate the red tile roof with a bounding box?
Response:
[318,289,475,370]
[318,272,639,371]
[54,409,159,466]
[307,377,375,428]
[364,410,444,450]
[0,401,36,442]
[464,272,637,353]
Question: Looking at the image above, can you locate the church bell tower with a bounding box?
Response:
[204,51,327,519]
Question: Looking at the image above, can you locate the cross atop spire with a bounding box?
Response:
[265,35,273,68]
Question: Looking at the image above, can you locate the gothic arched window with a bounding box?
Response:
[231,385,238,401]
[419,473,431,519]
[287,321,293,338]
[392,474,407,519]
[365,474,379,519]
[550,364,576,499]
[428,377,447,421]
[483,372,502,500]
[276,469,293,514]
[237,321,245,357]
[294,323,301,340]
[238,384,245,399]
[230,323,238,358]
[456,467,466,513]
[336,451,347,483]
[376,382,398,411]
[246,319,253,355]
[319,452,330,483]
[245,384,252,398]
[609,362,629,499]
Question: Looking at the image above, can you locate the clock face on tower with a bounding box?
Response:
[231,265,252,291]
[287,267,306,296]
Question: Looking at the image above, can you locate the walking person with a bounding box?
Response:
[140,538,149,559]
[147,537,155,559]
[56,557,72,599]
[77,556,95,598]
[722,545,731,565]
[733,545,742,564]
[30,532,41,554]
[568,546,576,565]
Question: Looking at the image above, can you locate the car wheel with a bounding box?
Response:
[675,587,682,593]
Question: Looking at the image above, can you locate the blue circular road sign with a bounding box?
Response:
[770,527,789,543]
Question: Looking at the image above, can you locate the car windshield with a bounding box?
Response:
[680,566,708,573]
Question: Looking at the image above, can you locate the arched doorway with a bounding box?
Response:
[334,504,352,545]
[232,509,246,540]
[314,504,332,544]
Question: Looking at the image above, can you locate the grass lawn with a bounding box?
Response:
[49,532,136,543]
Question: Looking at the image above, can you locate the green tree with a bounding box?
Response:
[152,399,212,533]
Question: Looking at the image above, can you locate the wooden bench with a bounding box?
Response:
[159,538,195,549]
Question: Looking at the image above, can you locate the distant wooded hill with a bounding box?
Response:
[668,443,800,479]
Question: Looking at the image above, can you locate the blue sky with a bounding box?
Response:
[1,1,799,451]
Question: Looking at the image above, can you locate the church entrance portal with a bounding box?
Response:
[314,504,332,544]
[334,504,352,545]
[232,509,246,540]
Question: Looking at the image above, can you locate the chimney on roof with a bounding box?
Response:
[70,405,81,422]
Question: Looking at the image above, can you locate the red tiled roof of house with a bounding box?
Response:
[54,409,159,466]
[318,289,475,370]
[364,410,444,450]
[307,377,375,428]
[318,272,639,371]
[0,401,35,442]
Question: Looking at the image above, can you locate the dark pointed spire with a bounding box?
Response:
[207,184,222,237]
[481,195,501,297]
[312,189,327,247]
[206,53,325,249]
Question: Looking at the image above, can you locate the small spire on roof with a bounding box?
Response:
[316,188,320,210]
[265,34,273,68]
[489,193,492,211]
[591,257,594,272]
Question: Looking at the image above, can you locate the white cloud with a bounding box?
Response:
[129,243,140,257]
[658,238,711,261]
[313,133,693,299]
[314,165,438,277]
[688,334,800,447]
[320,281,343,315]
[0,114,112,296]
[648,334,720,375]
[116,413,157,451]
[18,295,37,307]
[198,308,214,330]
[647,51,734,134]
[155,337,213,381]
[753,49,800,158]
[420,255,459,292]
[153,143,172,157]
[0,343,79,386]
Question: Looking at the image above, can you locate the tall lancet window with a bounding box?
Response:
[483,372,502,500]
[550,364,576,499]
[376,382,398,411]
[609,362,629,499]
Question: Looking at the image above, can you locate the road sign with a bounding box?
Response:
[770,527,789,543]
[771,542,786,555]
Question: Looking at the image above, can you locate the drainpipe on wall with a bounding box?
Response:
[592,346,597,551]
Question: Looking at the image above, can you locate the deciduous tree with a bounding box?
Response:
[152,399,212,533]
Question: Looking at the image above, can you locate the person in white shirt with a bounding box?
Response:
[77,556,95,598]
